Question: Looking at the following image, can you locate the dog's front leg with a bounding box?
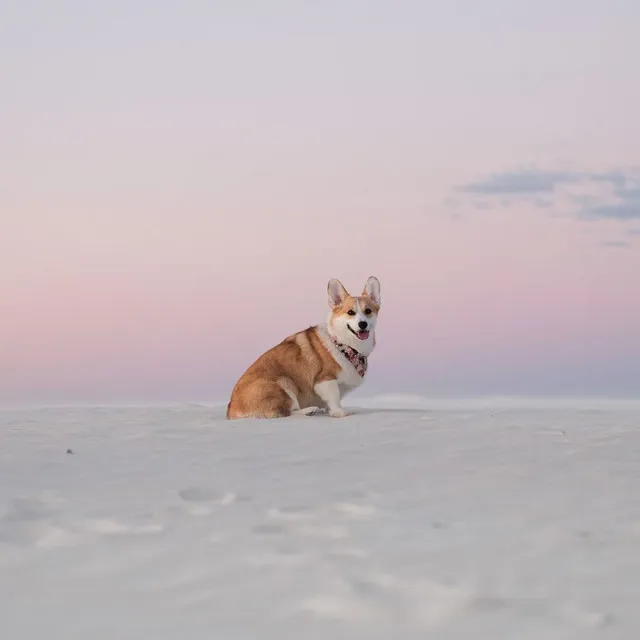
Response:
[314,380,349,418]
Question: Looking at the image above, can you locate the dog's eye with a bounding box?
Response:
[347,310,356,316]
[364,308,372,315]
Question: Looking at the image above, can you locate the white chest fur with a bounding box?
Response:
[316,325,367,395]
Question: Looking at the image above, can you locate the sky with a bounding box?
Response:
[2,0,640,404]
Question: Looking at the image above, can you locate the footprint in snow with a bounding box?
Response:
[177,487,237,515]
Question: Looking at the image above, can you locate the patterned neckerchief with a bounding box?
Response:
[330,336,368,377]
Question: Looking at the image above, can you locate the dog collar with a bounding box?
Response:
[331,336,368,377]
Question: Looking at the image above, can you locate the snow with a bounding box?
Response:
[1,399,640,639]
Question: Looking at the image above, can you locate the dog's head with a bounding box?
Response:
[327,276,381,354]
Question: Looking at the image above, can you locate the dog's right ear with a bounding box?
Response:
[327,279,349,309]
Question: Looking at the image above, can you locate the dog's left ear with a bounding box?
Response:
[362,276,381,305]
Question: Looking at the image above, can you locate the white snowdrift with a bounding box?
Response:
[1,400,639,639]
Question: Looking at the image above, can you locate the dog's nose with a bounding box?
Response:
[358,320,368,330]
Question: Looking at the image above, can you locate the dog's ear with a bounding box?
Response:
[362,276,381,305]
[327,279,349,309]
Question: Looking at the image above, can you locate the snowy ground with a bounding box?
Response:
[1,398,640,639]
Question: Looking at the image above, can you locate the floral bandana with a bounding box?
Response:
[331,336,368,377]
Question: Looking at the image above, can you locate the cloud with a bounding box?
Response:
[601,240,631,249]
[583,187,640,220]
[457,170,580,196]
[454,169,640,221]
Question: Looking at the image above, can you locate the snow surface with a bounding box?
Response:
[1,398,640,639]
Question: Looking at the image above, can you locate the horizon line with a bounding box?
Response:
[1,393,639,411]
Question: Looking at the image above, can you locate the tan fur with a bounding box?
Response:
[330,294,380,322]
[226,327,341,419]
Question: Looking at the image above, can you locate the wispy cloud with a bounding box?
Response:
[454,168,640,221]
[457,170,580,196]
[601,240,631,249]
[584,187,640,220]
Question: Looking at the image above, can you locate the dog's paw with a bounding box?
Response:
[329,408,350,418]
[302,406,325,416]
[292,406,325,416]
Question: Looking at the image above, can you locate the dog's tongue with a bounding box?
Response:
[356,330,370,340]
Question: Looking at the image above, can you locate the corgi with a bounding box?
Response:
[226,276,381,419]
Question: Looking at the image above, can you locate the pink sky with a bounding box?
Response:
[2,1,640,403]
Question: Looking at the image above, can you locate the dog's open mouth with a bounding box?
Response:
[348,325,370,340]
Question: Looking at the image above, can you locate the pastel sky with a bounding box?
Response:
[2,0,640,404]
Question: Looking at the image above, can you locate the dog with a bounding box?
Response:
[226,276,381,419]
